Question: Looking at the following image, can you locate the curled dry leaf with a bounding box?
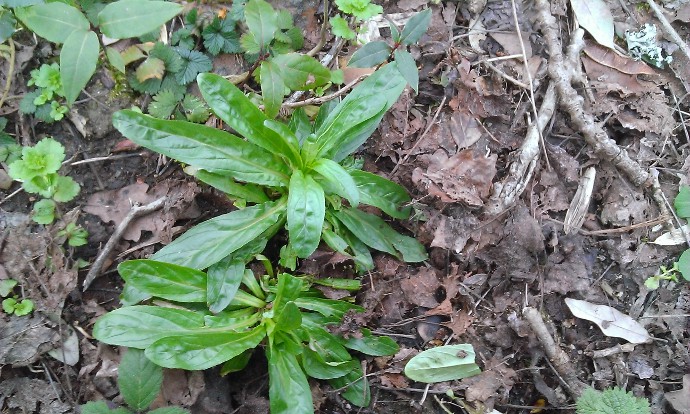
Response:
[651,225,690,246]
[563,166,596,234]
[583,42,657,75]
[565,298,652,344]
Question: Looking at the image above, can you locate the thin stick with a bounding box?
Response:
[82,197,166,291]
[282,75,367,109]
[390,96,447,177]
[0,38,15,110]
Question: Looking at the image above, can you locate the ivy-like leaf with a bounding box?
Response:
[173,47,212,85]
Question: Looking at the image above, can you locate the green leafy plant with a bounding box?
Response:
[347,8,432,94]
[0,117,21,164]
[57,222,89,247]
[81,347,189,414]
[13,0,182,106]
[1,279,33,316]
[576,387,650,414]
[330,0,383,40]
[112,62,426,272]
[19,62,69,122]
[93,259,399,412]
[646,186,690,289]
[7,137,80,224]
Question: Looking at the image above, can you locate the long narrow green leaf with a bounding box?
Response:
[399,8,432,45]
[272,273,303,315]
[146,325,266,370]
[193,169,270,203]
[15,3,89,43]
[197,73,301,166]
[119,260,206,303]
[348,41,391,68]
[152,199,287,269]
[207,257,245,313]
[98,0,183,39]
[92,306,205,348]
[60,30,99,105]
[393,49,419,93]
[329,365,370,407]
[287,170,325,258]
[311,158,359,207]
[294,297,363,319]
[268,343,314,414]
[350,170,411,219]
[113,110,291,187]
[260,60,286,119]
[340,328,399,356]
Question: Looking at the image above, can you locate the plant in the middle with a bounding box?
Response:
[112,62,427,272]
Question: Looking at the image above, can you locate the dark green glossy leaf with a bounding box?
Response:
[152,199,287,269]
[288,107,312,144]
[404,344,481,383]
[341,328,399,356]
[220,349,253,375]
[350,170,411,219]
[334,207,427,262]
[287,170,325,258]
[15,3,88,43]
[393,49,418,93]
[348,41,391,68]
[313,99,338,132]
[675,186,690,218]
[120,284,152,306]
[192,169,270,203]
[311,158,359,207]
[260,59,286,119]
[273,273,304,314]
[203,307,257,328]
[60,29,98,105]
[93,306,205,348]
[387,16,401,43]
[197,73,301,166]
[244,0,277,50]
[302,348,358,380]
[677,249,690,281]
[304,324,352,362]
[274,301,302,332]
[118,348,162,411]
[272,53,331,90]
[399,8,431,45]
[113,110,291,187]
[329,365,370,407]
[0,10,15,44]
[305,62,406,162]
[267,343,314,414]
[97,0,182,39]
[294,297,363,319]
[329,220,374,272]
[263,119,301,166]
[146,325,266,370]
[207,257,245,313]
[119,259,206,303]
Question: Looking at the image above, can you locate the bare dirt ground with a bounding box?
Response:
[1,0,689,413]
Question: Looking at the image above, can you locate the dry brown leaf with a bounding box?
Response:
[400,267,441,308]
[583,41,657,75]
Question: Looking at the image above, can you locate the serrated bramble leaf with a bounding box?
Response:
[399,8,431,45]
[150,42,183,73]
[203,17,242,55]
[174,48,212,85]
[148,90,179,119]
[349,41,391,68]
[240,32,261,54]
[181,94,210,123]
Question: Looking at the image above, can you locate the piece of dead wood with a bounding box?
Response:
[82,197,165,291]
[533,0,673,229]
[523,307,588,399]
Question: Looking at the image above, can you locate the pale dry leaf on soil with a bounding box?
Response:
[0,314,59,366]
[0,377,71,414]
[458,354,516,405]
[664,374,690,414]
[400,267,442,308]
[404,344,481,383]
[570,0,615,49]
[490,31,533,57]
[564,298,653,344]
[651,224,690,245]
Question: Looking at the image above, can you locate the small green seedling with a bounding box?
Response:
[57,222,89,247]
[1,279,33,316]
[7,137,80,224]
[112,63,426,272]
[331,0,383,40]
[81,348,189,414]
[645,262,681,290]
[19,63,69,122]
[576,387,650,414]
[93,259,399,412]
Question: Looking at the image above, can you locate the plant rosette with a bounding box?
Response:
[112,62,427,272]
[93,259,399,413]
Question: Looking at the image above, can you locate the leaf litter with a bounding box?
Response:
[2,0,690,412]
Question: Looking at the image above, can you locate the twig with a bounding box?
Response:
[0,187,22,205]
[82,197,166,291]
[284,37,346,105]
[645,0,690,63]
[523,307,588,399]
[482,60,528,89]
[0,38,15,110]
[281,75,367,109]
[390,96,447,177]
[307,0,329,57]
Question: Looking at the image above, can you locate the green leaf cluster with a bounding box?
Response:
[93,259,400,412]
[576,387,650,414]
[19,63,69,122]
[81,348,190,414]
[113,62,426,272]
[348,8,432,93]
[335,0,383,21]
[7,137,80,224]
[13,0,182,106]
[2,297,33,315]
[57,222,89,247]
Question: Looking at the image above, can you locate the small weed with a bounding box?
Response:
[576,387,650,414]
[1,279,33,316]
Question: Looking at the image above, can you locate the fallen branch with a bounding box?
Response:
[282,75,367,109]
[534,0,673,227]
[82,197,166,291]
[523,307,588,399]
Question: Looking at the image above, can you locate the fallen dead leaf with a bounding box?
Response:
[583,41,657,75]
[400,267,441,308]
[565,298,652,344]
[665,374,690,414]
